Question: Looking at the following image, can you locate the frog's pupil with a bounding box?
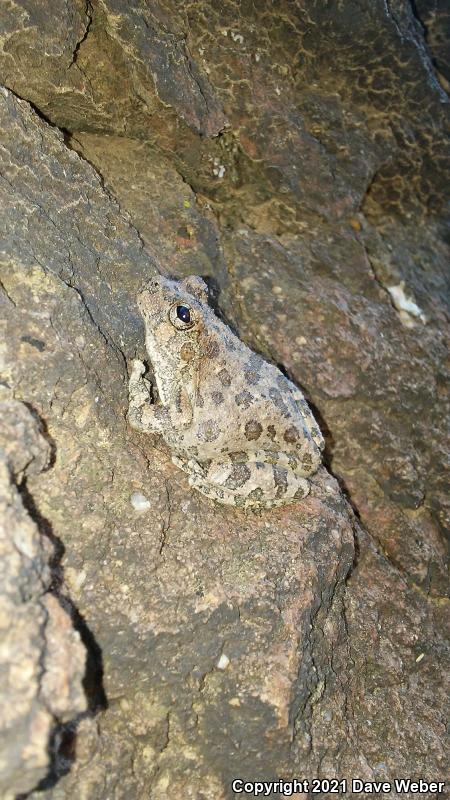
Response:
[177,305,191,324]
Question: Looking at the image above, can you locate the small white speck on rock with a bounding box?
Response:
[217,653,230,670]
[212,162,226,178]
[415,652,425,663]
[130,491,151,512]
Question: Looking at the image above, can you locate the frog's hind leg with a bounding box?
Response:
[187,458,310,509]
[244,449,317,479]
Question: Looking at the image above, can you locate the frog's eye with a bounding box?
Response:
[177,305,191,324]
[169,302,195,330]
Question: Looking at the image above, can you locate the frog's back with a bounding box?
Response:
[184,313,319,464]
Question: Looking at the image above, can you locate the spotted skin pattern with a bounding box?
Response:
[128,275,324,508]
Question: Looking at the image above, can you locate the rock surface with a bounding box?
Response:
[0,0,448,797]
[0,400,87,798]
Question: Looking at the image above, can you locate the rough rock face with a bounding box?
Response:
[0,400,87,798]
[0,0,448,797]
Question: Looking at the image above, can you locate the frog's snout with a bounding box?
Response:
[137,290,149,311]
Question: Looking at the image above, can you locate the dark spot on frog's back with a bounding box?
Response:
[225,464,251,489]
[267,424,277,441]
[228,451,248,462]
[245,420,263,441]
[211,390,224,405]
[272,465,288,497]
[269,387,289,416]
[247,487,263,501]
[235,390,253,409]
[284,426,299,444]
[206,339,220,358]
[197,419,220,442]
[218,368,231,386]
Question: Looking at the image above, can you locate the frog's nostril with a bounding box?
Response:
[145,277,161,295]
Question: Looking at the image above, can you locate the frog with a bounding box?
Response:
[127,274,324,509]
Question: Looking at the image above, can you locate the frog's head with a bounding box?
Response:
[137,274,210,404]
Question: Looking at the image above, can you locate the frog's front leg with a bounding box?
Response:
[128,360,194,434]
[183,456,310,508]
[127,359,170,434]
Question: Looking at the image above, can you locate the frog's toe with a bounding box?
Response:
[173,456,205,478]
[187,458,204,475]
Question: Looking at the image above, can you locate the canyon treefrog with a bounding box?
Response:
[128,275,324,508]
